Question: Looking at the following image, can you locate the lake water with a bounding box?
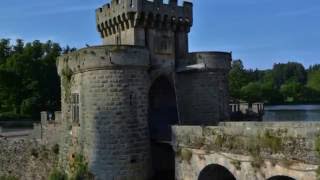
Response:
[263,105,320,121]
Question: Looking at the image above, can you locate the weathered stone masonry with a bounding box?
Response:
[173,122,320,180]
[54,0,232,179]
[57,46,152,179]
[1,1,320,180]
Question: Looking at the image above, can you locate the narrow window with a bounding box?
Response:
[71,93,80,124]
[130,0,134,8]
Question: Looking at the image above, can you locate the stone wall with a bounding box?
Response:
[175,52,231,125]
[39,111,63,146]
[172,122,320,180]
[0,138,59,180]
[74,69,151,179]
[57,45,151,179]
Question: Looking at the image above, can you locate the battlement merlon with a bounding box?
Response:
[96,0,193,38]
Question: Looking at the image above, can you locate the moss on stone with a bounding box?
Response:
[49,168,68,180]
[280,158,294,168]
[314,135,320,178]
[259,130,283,153]
[52,144,60,155]
[31,148,39,158]
[0,176,18,180]
[61,66,73,103]
[180,148,193,163]
[231,160,241,170]
[215,134,225,148]
[190,136,205,148]
[68,153,94,180]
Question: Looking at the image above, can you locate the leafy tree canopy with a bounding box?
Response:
[229,60,320,104]
[0,39,73,120]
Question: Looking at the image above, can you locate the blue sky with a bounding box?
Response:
[0,0,319,69]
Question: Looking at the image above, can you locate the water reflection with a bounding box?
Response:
[263,105,320,121]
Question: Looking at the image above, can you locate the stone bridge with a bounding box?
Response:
[172,122,320,180]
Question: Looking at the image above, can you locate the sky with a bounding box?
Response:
[0,0,319,69]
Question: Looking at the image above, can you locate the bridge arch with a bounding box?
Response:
[198,164,236,180]
[267,176,296,180]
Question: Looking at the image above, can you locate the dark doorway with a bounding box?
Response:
[149,76,178,180]
[198,164,236,180]
[267,176,295,180]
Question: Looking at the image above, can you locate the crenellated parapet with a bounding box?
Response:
[96,0,193,39]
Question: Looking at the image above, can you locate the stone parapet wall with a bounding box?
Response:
[175,149,317,180]
[172,123,320,164]
[57,45,150,75]
[172,123,320,180]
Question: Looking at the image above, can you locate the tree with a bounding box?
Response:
[280,81,303,102]
[229,60,320,104]
[240,82,263,102]
[307,70,320,92]
[229,60,252,99]
[273,62,307,88]
[0,39,11,64]
[0,39,62,120]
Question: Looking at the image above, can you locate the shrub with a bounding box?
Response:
[31,148,39,158]
[0,176,18,180]
[180,149,193,163]
[52,144,60,154]
[69,154,94,180]
[49,168,68,180]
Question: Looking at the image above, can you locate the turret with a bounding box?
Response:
[96,0,193,60]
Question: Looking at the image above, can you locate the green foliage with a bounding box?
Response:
[314,135,320,178]
[31,148,39,158]
[273,62,307,87]
[280,81,304,102]
[231,160,241,170]
[49,168,68,180]
[240,82,263,102]
[259,130,282,153]
[69,154,94,180]
[61,66,73,103]
[52,144,60,154]
[307,71,320,92]
[0,175,18,180]
[229,59,320,104]
[0,39,66,120]
[179,148,193,163]
[229,60,253,98]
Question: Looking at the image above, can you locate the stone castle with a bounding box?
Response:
[57,0,231,179]
[1,1,320,180]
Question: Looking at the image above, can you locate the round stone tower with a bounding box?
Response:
[175,52,232,125]
[57,46,151,179]
[56,0,232,179]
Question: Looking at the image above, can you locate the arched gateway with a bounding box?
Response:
[148,76,178,180]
